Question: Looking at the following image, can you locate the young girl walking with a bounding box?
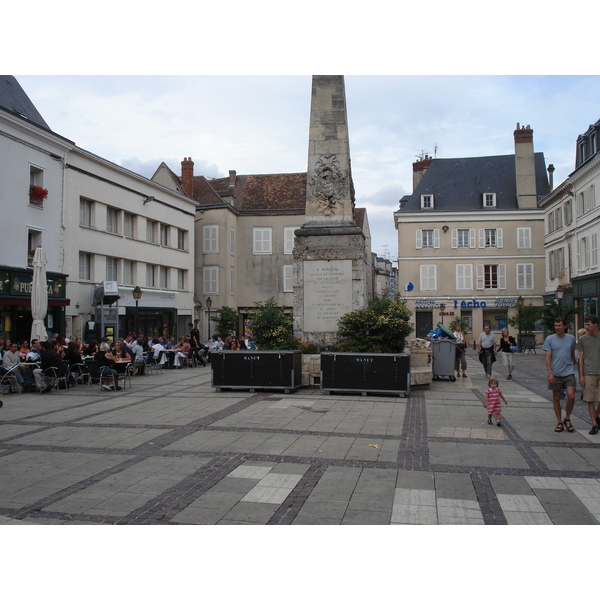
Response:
[484,377,508,426]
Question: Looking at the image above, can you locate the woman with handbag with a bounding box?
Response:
[453,323,468,378]
[499,328,517,380]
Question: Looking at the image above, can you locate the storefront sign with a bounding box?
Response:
[10,274,64,297]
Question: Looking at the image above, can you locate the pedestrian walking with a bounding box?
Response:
[453,322,467,378]
[498,328,517,379]
[577,315,600,435]
[477,324,497,378]
[542,317,577,432]
[484,377,507,426]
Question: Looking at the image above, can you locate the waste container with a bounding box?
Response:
[431,338,457,381]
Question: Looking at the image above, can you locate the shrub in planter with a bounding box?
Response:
[211,305,239,338]
[333,292,413,353]
[247,297,297,350]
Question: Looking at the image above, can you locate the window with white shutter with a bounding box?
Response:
[283,265,293,292]
[517,227,531,249]
[203,224,219,253]
[253,227,272,254]
[456,264,473,290]
[284,227,295,254]
[203,266,218,295]
[517,263,533,290]
[420,264,436,291]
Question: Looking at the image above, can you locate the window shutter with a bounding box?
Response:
[592,234,598,267]
[416,229,422,249]
[496,228,503,248]
[479,229,485,248]
[470,228,476,248]
[476,264,484,289]
[498,264,506,289]
[451,229,458,249]
[433,229,440,249]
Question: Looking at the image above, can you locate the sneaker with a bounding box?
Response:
[487,418,493,425]
[590,425,599,435]
[102,385,112,391]
[497,422,502,427]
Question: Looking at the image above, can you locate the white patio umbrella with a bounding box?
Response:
[30,246,48,342]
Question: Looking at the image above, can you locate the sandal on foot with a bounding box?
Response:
[554,422,564,432]
[564,418,575,432]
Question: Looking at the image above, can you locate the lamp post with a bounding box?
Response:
[517,295,524,353]
[556,285,564,316]
[439,302,446,325]
[132,286,142,335]
[206,297,213,340]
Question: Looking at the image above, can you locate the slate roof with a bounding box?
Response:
[0,75,51,130]
[398,153,550,212]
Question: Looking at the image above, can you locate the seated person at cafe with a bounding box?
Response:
[131,337,145,375]
[2,342,28,388]
[95,342,120,390]
[31,341,63,393]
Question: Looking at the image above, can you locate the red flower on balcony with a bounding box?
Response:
[29,185,48,201]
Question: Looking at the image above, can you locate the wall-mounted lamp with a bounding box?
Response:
[442,225,449,233]
[143,196,156,205]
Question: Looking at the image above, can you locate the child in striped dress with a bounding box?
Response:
[484,377,508,427]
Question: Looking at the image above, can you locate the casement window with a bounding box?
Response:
[479,228,503,248]
[456,264,473,290]
[564,200,573,226]
[106,257,118,282]
[229,267,235,295]
[420,264,437,291]
[203,266,218,295]
[203,224,218,253]
[160,224,168,247]
[107,207,119,234]
[548,207,563,233]
[146,220,157,244]
[177,228,185,250]
[416,228,440,249]
[517,227,532,249]
[476,264,506,290]
[580,234,600,270]
[548,248,565,280]
[80,199,93,227]
[421,194,434,209]
[177,269,185,291]
[29,165,45,207]
[123,260,133,285]
[146,264,156,287]
[483,193,496,208]
[516,263,534,290]
[253,227,272,254]
[79,252,91,280]
[229,227,235,255]
[159,266,168,288]
[452,228,475,249]
[284,227,296,254]
[283,264,294,292]
[124,213,136,238]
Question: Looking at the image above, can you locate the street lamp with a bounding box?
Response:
[206,296,213,340]
[439,302,446,325]
[132,286,142,335]
[556,285,564,316]
[517,295,524,352]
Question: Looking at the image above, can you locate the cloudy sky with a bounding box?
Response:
[6,3,600,263]
[15,74,600,259]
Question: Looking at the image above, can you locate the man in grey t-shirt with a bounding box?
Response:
[477,325,497,378]
[577,314,600,434]
[543,317,577,433]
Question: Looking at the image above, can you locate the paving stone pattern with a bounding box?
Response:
[1,351,600,525]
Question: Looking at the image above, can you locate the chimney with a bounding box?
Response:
[181,157,194,198]
[547,164,555,191]
[412,154,433,191]
[228,169,236,188]
[514,124,537,209]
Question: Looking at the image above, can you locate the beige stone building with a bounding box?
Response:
[394,125,551,346]
[153,159,371,340]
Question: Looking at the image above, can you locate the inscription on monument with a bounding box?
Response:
[304,260,352,332]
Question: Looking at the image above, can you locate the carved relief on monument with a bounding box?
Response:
[308,154,347,217]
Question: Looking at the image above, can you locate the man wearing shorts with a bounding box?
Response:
[577,314,600,434]
[543,317,577,432]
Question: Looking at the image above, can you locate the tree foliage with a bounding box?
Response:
[333,292,414,353]
[211,306,239,338]
[506,303,542,335]
[248,298,296,350]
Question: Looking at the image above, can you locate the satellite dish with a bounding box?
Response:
[405,282,414,291]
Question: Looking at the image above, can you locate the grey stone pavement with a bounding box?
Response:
[1,349,600,526]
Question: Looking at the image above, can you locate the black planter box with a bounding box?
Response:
[320,352,410,397]
[211,350,302,392]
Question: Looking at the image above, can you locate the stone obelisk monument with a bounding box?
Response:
[293,75,369,346]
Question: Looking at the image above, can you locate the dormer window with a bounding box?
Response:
[483,193,496,208]
[421,194,434,210]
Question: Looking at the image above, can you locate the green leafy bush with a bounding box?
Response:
[247,298,296,350]
[333,292,414,353]
[211,306,239,338]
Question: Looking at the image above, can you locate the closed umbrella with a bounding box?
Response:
[30,246,48,342]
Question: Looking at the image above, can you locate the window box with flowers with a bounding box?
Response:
[29,185,48,206]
